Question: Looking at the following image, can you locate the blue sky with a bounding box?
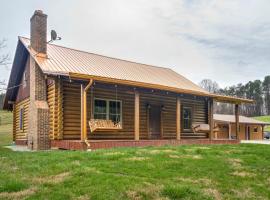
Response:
[0,0,269,88]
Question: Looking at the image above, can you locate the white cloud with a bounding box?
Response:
[0,0,269,87]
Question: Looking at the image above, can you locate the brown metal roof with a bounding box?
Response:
[214,114,270,125]
[20,37,208,93]
[19,37,253,103]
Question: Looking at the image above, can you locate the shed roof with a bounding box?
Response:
[214,114,270,125]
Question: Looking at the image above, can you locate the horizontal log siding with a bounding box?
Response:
[62,81,135,140]
[181,98,208,138]
[47,79,63,140]
[14,98,30,140]
[61,81,208,140]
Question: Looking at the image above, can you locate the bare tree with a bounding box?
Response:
[199,79,220,93]
[0,39,10,94]
[0,39,9,67]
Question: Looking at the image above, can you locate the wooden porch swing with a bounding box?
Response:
[88,84,122,133]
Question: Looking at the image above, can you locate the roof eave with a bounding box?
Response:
[68,72,253,104]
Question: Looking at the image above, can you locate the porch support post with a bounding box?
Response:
[209,99,214,140]
[228,123,231,140]
[134,90,140,141]
[235,104,240,140]
[81,79,93,142]
[176,97,181,140]
[262,125,265,140]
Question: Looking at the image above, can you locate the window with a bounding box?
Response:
[183,107,192,130]
[94,99,122,124]
[254,127,258,133]
[19,108,24,130]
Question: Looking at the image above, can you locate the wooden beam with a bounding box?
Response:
[235,104,239,140]
[209,99,214,140]
[176,97,181,140]
[69,72,254,104]
[228,123,231,140]
[134,90,140,141]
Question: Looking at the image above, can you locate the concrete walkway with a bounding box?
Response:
[4,145,31,152]
[241,140,270,145]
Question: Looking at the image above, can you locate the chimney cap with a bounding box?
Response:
[31,10,47,18]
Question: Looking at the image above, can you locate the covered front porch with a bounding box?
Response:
[48,77,247,150]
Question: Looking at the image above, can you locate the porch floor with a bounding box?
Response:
[51,139,239,150]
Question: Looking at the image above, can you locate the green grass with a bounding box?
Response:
[0,110,270,199]
[253,115,270,131]
[0,110,12,147]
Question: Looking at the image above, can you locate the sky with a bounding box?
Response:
[0,0,269,88]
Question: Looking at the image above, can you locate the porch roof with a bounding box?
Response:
[214,114,270,125]
[19,37,253,104]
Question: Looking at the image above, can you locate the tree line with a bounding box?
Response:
[199,76,270,117]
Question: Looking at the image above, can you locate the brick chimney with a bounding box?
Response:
[28,10,50,150]
[30,10,47,54]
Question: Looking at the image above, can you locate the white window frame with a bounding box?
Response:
[93,98,122,125]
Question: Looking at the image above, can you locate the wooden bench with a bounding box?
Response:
[89,119,121,132]
[192,123,219,133]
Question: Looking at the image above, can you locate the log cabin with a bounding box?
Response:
[3,10,254,150]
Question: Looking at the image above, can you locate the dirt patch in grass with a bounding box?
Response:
[231,171,255,177]
[103,152,126,156]
[168,154,202,160]
[125,157,149,161]
[32,172,70,184]
[0,187,37,200]
[204,188,222,200]
[227,158,243,168]
[75,195,91,200]
[224,149,243,154]
[176,177,213,186]
[126,183,166,200]
[232,188,255,199]
[137,149,177,155]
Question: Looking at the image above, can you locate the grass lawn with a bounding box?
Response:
[0,110,270,199]
[253,115,270,132]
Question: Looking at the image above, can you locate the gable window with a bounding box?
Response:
[94,98,122,124]
[19,108,24,130]
[183,107,192,131]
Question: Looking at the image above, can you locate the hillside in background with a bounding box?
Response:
[253,115,270,132]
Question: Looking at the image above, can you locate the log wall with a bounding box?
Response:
[13,98,30,141]
[47,79,63,140]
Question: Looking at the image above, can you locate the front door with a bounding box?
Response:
[246,126,250,140]
[149,105,161,139]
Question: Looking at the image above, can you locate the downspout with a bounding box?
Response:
[82,79,93,147]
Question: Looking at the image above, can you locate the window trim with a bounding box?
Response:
[182,106,193,132]
[93,98,122,125]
